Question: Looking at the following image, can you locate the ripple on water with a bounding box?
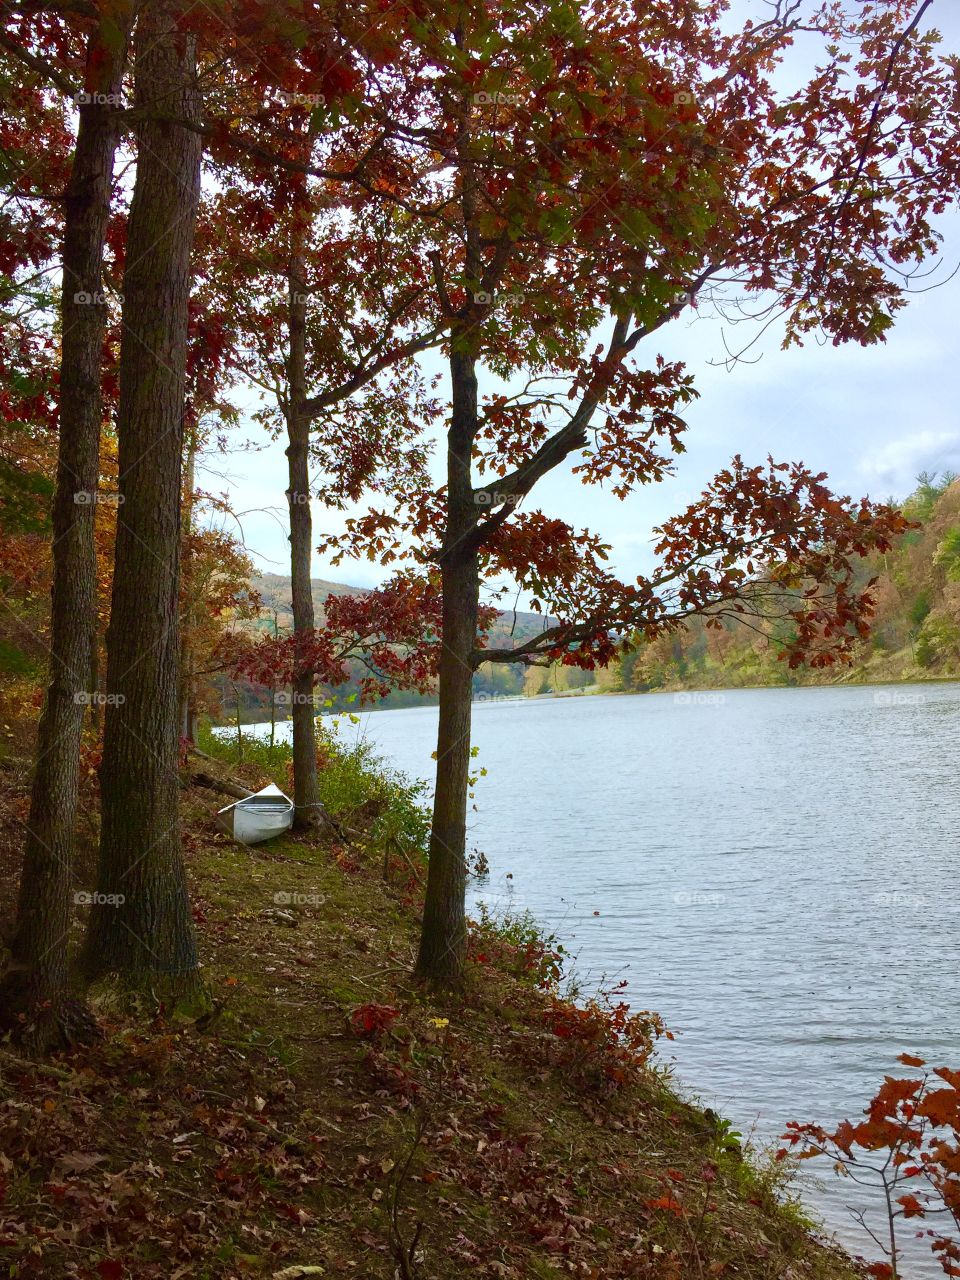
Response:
[258,683,960,1277]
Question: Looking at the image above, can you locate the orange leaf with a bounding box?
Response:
[646,1195,684,1215]
[919,1089,960,1127]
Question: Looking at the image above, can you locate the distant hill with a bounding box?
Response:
[219,479,960,721]
[215,574,554,721]
[599,474,960,695]
[249,572,550,650]
[250,573,371,627]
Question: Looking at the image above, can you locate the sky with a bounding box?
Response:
[203,2,960,595]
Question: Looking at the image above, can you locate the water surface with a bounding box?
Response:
[273,683,960,1272]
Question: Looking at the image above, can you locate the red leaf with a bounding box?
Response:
[646,1195,684,1215]
[897,1193,926,1218]
[349,1003,400,1038]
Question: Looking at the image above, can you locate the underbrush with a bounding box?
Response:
[468,902,568,990]
[0,758,864,1280]
[0,722,869,1278]
[197,718,431,853]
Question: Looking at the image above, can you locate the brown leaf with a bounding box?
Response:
[56,1151,106,1175]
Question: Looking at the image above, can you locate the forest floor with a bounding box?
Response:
[0,754,867,1280]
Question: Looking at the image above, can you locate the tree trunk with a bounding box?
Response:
[189,772,253,801]
[269,610,279,748]
[80,0,203,994]
[285,237,322,829]
[415,345,481,986]
[179,423,198,742]
[0,10,134,1049]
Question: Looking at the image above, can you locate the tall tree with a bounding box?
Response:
[195,171,443,825]
[285,215,323,826]
[0,0,418,1002]
[0,1,136,1046]
[317,0,960,985]
[80,0,203,992]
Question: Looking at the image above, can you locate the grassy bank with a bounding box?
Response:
[0,732,863,1280]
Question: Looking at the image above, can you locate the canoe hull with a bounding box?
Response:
[231,804,294,845]
[218,783,295,845]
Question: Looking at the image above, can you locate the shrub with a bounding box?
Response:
[468,902,567,989]
[198,723,295,780]
[935,526,960,582]
[544,991,672,1092]
[781,1054,960,1278]
[315,722,431,853]
[909,589,932,631]
[915,614,960,669]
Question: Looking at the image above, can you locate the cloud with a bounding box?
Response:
[858,430,960,491]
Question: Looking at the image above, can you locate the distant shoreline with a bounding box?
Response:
[214,670,960,730]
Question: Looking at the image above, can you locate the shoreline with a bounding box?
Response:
[220,670,960,729]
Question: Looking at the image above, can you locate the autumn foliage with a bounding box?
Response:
[781,1055,960,1277]
[543,993,674,1093]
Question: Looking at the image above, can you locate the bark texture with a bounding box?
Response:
[285,239,323,828]
[80,0,202,990]
[415,344,481,986]
[179,424,199,742]
[0,11,133,1048]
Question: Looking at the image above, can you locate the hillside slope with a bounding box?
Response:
[609,474,960,695]
[251,573,550,647]
[218,576,555,719]
[0,740,866,1280]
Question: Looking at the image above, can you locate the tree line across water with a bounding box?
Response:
[605,473,960,696]
[2,0,960,1055]
[210,473,960,719]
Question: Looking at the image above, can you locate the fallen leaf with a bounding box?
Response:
[56,1152,106,1175]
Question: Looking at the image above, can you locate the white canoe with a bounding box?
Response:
[218,783,295,845]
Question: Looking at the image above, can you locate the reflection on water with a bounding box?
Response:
[270,683,960,1275]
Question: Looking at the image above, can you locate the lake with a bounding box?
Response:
[259,683,960,1273]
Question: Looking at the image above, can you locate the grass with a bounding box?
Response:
[198,718,432,854]
[0,744,867,1279]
